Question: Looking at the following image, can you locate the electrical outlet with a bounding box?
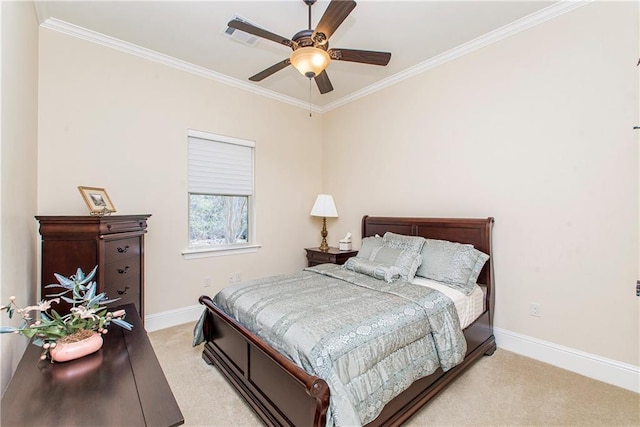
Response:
[229,272,241,283]
[530,303,541,318]
[203,277,211,288]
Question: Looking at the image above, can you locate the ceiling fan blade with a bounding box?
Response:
[314,70,334,94]
[328,48,391,66]
[249,59,291,81]
[312,0,356,44]
[228,19,294,48]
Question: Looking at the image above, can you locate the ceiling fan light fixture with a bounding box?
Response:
[290,47,330,78]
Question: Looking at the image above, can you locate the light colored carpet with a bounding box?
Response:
[149,322,640,426]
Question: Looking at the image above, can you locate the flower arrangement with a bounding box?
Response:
[0,266,133,360]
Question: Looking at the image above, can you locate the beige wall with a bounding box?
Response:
[323,1,639,366]
[0,2,39,393]
[37,29,323,315]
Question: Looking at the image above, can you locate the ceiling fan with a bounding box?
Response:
[228,0,391,94]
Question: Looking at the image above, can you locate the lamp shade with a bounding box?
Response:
[290,47,330,79]
[310,194,338,218]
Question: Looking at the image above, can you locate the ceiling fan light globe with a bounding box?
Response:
[290,47,330,79]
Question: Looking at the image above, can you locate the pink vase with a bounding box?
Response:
[50,331,103,362]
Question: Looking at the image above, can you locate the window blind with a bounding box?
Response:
[188,136,253,196]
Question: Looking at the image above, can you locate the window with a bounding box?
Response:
[185,130,257,257]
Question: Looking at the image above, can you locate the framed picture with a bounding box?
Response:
[78,186,116,215]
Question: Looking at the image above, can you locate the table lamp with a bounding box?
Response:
[310,194,338,252]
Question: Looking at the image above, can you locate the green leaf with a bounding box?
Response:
[43,289,69,297]
[53,273,74,288]
[111,318,133,331]
[86,282,97,301]
[20,329,38,338]
[86,265,98,281]
[77,266,97,285]
[60,296,76,304]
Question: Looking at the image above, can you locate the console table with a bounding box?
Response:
[1,304,183,427]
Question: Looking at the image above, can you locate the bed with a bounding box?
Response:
[197,216,495,426]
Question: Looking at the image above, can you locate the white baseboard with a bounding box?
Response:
[144,304,203,332]
[143,307,639,394]
[494,327,639,393]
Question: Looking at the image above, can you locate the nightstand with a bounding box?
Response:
[305,247,358,267]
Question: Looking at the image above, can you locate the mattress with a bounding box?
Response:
[411,277,485,329]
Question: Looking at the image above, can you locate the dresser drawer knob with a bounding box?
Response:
[117,286,130,295]
[118,266,130,274]
[117,245,130,253]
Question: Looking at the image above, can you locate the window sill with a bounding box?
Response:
[182,243,261,260]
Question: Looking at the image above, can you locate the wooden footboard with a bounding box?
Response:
[199,296,330,426]
[199,216,495,426]
[200,295,495,427]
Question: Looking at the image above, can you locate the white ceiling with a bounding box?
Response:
[35,1,574,110]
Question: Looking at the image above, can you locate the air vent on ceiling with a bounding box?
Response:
[223,15,261,47]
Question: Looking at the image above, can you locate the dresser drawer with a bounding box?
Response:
[104,237,141,263]
[99,218,148,235]
[104,257,141,290]
[106,279,141,315]
[104,258,141,315]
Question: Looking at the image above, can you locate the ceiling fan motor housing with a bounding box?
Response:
[292,29,327,50]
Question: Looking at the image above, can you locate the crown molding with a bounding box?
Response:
[39,17,322,114]
[319,0,591,113]
[33,1,48,26]
[39,0,590,114]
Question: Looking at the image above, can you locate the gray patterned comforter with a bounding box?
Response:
[209,264,466,426]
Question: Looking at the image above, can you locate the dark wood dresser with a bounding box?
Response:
[35,215,151,320]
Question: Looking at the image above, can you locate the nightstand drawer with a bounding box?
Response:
[307,251,332,263]
[305,247,358,267]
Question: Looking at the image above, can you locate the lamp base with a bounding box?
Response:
[319,217,329,252]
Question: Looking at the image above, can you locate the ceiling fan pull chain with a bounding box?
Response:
[309,78,313,117]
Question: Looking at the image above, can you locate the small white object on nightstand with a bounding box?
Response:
[339,232,352,251]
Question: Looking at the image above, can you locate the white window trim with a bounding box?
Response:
[181,243,262,260]
[183,129,258,259]
[187,129,255,148]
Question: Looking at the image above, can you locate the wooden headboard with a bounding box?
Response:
[362,216,495,323]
